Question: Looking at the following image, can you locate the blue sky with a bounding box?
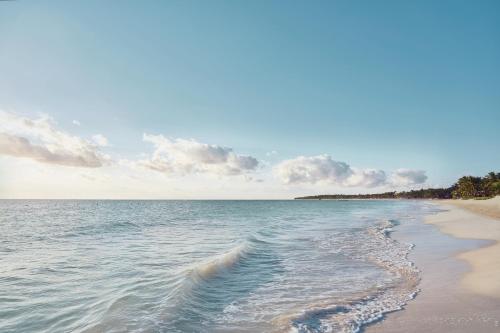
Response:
[0,1,499,198]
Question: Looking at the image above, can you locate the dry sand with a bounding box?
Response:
[368,197,500,332]
[443,196,500,220]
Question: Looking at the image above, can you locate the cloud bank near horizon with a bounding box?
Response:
[0,112,428,191]
[391,168,428,186]
[138,134,259,176]
[274,154,427,188]
[0,112,110,168]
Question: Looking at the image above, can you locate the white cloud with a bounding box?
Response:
[72,120,81,126]
[274,154,388,188]
[266,150,278,156]
[0,112,110,168]
[92,134,110,147]
[274,155,352,184]
[344,168,387,187]
[391,168,427,186]
[138,134,259,176]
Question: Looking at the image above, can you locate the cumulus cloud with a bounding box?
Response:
[0,112,110,168]
[72,120,81,126]
[391,168,427,186]
[344,168,387,187]
[274,155,353,185]
[138,134,259,176]
[275,154,401,188]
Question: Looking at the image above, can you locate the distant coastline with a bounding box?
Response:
[295,171,500,200]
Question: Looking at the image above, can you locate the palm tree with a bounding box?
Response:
[486,171,498,181]
[483,172,500,197]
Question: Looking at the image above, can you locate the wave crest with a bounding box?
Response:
[189,243,251,280]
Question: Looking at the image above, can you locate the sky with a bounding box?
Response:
[0,0,499,199]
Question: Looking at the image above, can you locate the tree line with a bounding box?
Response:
[295,171,500,200]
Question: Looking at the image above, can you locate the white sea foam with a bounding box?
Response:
[277,219,421,333]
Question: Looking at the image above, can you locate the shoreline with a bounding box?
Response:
[426,198,500,298]
[368,196,500,332]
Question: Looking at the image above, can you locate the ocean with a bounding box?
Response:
[0,200,438,333]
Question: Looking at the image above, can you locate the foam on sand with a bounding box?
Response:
[273,219,420,333]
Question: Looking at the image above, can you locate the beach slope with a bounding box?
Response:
[443,196,500,220]
[368,196,500,332]
[431,196,500,297]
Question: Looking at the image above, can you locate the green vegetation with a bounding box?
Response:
[295,171,500,200]
[453,172,500,199]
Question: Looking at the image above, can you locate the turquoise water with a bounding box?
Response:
[0,200,437,333]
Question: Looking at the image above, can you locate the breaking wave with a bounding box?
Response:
[188,242,252,281]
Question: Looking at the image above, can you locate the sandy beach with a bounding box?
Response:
[430,197,500,298]
[369,196,500,332]
[444,196,500,221]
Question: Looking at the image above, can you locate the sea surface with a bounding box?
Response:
[0,200,438,333]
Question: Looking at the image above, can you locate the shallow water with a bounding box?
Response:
[0,200,438,332]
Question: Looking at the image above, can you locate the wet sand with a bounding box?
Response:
[368,198,500,332]
[426,203,500,298]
